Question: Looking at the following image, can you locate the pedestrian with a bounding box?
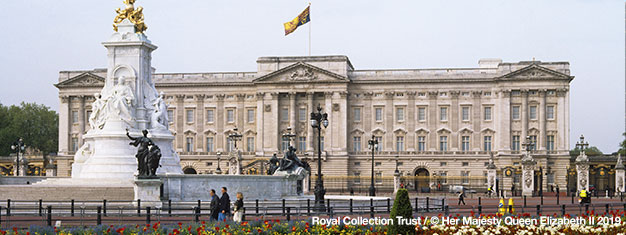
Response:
[209,189,220,221]
[218,187,231,221]
[233,192,244,222]
[579,187,588,204]
[458,190,466,205]
[511,185,516,197]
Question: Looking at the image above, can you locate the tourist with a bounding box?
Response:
[218,187,231,221]
[209,189,220,221]
[233,192,244,222]
[457,190,466,205]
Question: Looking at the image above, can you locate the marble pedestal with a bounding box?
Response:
[133,178,162,208]
[576,162,589,193]
[521,162,536,197]
[393,171,402,194]
[616,169,625,193]
[487,169,497,191]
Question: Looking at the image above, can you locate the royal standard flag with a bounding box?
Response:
[284,6,310,36]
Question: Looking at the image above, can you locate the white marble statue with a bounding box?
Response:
[105,76,135,125]
[88,93,107,130]
[150,92,168,130]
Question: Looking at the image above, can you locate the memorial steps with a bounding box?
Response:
[0,178,134,201]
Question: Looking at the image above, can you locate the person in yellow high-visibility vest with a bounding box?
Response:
[498,198,505,216]
[579,188,588,204]
[507,197,514,214]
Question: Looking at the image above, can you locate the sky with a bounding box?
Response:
[0,0,623,153]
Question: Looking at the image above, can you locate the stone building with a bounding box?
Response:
[55,55,573,192]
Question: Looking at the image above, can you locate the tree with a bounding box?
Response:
[0,102,58,157]
[570,146,603,157]
[389,188,415,235]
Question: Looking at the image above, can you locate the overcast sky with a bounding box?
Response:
[0,0,623,153]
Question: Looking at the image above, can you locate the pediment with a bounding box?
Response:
[253,62,350,84]
[55,72,105,88]
[498,64,573,81]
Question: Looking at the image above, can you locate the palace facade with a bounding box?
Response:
[55,55,573,192]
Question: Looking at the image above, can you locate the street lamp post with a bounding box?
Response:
[215,152,222,174]
[367,135,379,196]
[227,127,243,151]
[282,127,296,151]
[575,135,589,155]
[310,105,328,211]
[11,138,25,176]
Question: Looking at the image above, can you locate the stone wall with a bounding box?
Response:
[161,174,300,201]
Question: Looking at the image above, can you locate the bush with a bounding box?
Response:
[389,188,415,235]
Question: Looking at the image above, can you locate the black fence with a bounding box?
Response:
[0,197,446,228]
[315,176,488,194]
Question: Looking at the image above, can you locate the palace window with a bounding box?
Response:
[484,136,492,151]
[375,162,382,166]
[281,139,289,151]
[299,108,307,122]
[546,105,555,120]
[418,107,426,121]
[375,172,383,184]
[461,106,470,121]
[281,108,289,122]
[353,107,361,122]
[461,171,470,184]
[440,162,447,167]
[247,109,255,123]
[439,136,448,151]
[461,136,470,152]
[396,136,404,151]
[529,106,537,120]
[354,172,361,184]
[375,107,383,121]
[186,109,194,123]
[396,107,404,121]
[246,137,255,152]
[226,109,235,123]
[484,106,492,121]
[529,135,537,150]
[72,111,78,124]
[185,137,194,152]
[440,107,448,121]
[227,138,235,152]
[206,137,214,152]
[353,136,362,152]
[462,162,469,167]
[417,136,426,152]
[206,109,214,123]
[355,162,361,166]
[439,171,448,184]
[298,136,306,151]
[546,135,555,151]
[168,110,174,123]
[375,136,383,152]
[512,135,520,151]
[71,137,78,152]
[512,106,520,120]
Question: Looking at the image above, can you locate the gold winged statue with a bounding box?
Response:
[113,0,147,34]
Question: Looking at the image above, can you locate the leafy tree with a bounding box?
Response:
[0,102,58,157]
[389,188,415,235]
[570,146,603,157]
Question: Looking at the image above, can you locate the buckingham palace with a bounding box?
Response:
[55,55,572,193]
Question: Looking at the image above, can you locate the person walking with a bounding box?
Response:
[233,192,244,222]
[458,190,466,205]
[209,189,220,221]
[218,187,231,221]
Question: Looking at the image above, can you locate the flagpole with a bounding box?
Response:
[308,2,311,56]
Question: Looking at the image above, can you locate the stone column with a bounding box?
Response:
[615,154,625,194]
[303,171,310,193]
[521,90,528,141]
[58,95,70,155]
[428,92,438,150]
[471,91,482,150]
[78,95,85,140]
[450,91,459,150]
[195,95,205,152]
[407,92,416,151]
[216,94,225,152]
[575,152,590,193]
[175,95,185,151]
[289,92,296,129]
[67,96,73,152]
[306,92,315,154]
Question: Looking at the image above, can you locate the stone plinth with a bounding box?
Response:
[393,171,401,194]
[133,178,162,208]
[576,153,590,193]
[615,154,625,193]
[521,161,536,197]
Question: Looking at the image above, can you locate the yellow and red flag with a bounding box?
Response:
[284,6,310,36]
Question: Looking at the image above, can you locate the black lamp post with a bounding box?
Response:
[11,138,24,176]
[310,104,328,210]
[575,135,589,154]
[367,135,379,196]
[282,127,297,150]
[227,127,243,151]
[215,152,222,174]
